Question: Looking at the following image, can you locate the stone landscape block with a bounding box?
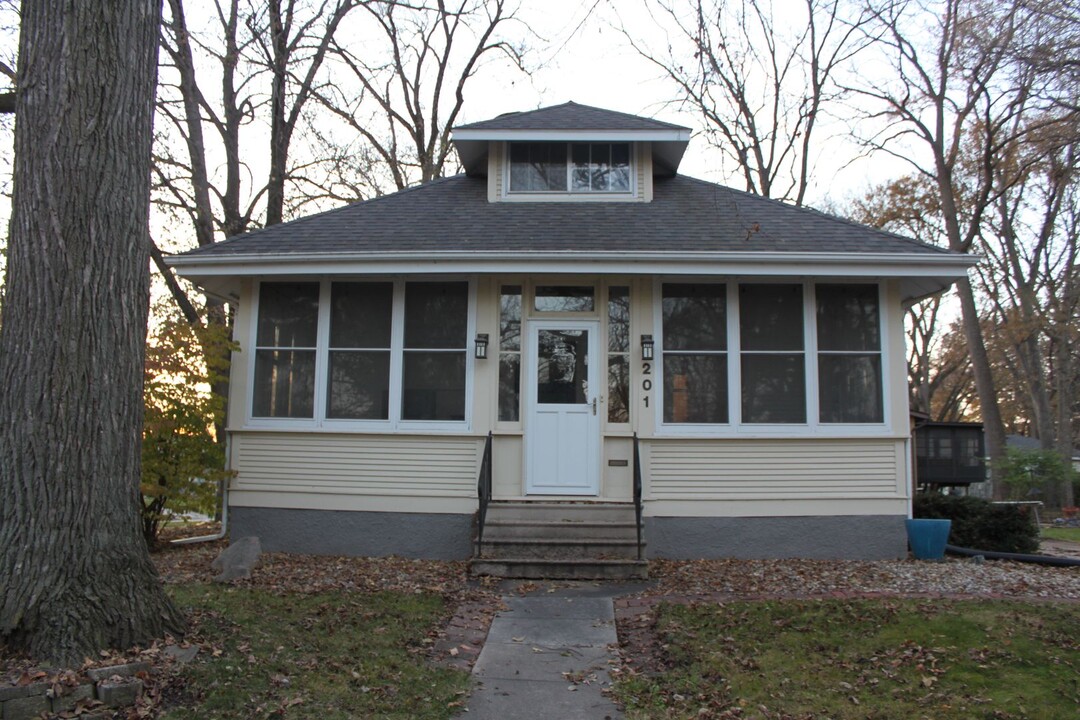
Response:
[50,683,94,713]
[2,693,50,720]
[96,679,143,708]
[86,661,151,682]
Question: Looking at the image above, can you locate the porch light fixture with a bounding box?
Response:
[641,334,655,360]
[474,333,489,359]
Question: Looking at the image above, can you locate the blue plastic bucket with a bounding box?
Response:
[905,518,952,560]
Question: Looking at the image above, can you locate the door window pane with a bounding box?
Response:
[741,354,806,423]
[253,350,316,418]
[535,286,594,312]
[663,355,728,423]
[405,282,468,348]
[537,329,588,404]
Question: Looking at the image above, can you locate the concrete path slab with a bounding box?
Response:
[456,583,631,719]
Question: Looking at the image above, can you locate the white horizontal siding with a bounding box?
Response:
[233,432,480,497]
[649,439,903,500]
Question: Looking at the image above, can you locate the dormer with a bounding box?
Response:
[452,102,691,203]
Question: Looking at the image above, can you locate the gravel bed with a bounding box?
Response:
[647,557,1080,599]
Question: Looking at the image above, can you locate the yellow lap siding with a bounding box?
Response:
[233,432,480,498]
[648,438,904,501]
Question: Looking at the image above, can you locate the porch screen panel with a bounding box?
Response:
[662,284,728,423]
[326,282,393,419]
[253,282,319,418]
[498,285,522,422]
[740,284,806,423]
[403,282,468,421]
[816,284,883,423]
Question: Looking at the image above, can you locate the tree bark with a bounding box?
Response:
[0,0,184,663]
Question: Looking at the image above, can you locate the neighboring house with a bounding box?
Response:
[1006,434,1080,473]
[169,102,974,573]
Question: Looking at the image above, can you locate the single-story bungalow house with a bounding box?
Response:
[169,102,974,577]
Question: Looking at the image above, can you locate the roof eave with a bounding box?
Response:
[168,250,975,304]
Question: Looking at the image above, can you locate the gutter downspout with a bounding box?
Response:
[171,430,231,545]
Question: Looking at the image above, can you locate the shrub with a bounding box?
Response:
[995,447,1077,509]
[913,493,1039,553]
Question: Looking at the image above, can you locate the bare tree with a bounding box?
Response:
[616,0,874,205]
[0,0,184,662]
[302,0,528,202]
[846,0,1058,492]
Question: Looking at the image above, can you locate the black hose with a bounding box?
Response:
[945,544,1080,567]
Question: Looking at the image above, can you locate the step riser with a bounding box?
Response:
[486,504,637,523]
[481,523,639,541]
[478,541,642,560]
[469,560,649,581]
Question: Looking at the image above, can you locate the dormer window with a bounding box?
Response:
[509,142,631,194]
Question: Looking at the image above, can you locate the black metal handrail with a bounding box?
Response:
[476,431,493,555]
[633,432,644,561]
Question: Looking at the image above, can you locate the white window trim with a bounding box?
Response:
[653,278,893,438]
[502,142,637,202]
[245,277,475,434]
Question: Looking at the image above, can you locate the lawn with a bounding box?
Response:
[1042,526,1080,543]
[616,599,1080,719]
[160,585,470,720]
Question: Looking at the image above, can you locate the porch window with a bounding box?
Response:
[816,284,883,423]
[535,285,594,312]
[508,142,631,194]
[740,284,806,424]
[607,286,631,423]
[253,282,319,418]
[498,285,522,422]
[326,282,392,419]
[661,283,728,423]
[402,282,468,421]
[251,280,470,427]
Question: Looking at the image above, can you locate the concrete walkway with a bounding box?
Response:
[458,584,635,719]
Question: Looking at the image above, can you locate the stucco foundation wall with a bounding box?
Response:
[644,515,907,560]
[230,506,474,560]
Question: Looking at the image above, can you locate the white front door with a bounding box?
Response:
[525,320,601,495]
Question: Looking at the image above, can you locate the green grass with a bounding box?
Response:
[616,599,1080,719]
[1042,526,1080,543]
[161,585,469,720]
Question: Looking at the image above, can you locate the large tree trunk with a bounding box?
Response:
[0,0,184,663]
[954,277,1009,498]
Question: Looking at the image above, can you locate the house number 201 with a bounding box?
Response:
[642,362,652,407]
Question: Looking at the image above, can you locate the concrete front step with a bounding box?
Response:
[482,519,639,540]
[477,537,644,560]
[484,501,636,523]
[469,557,649,580]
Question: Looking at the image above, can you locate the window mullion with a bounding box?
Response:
[805,282,819,430]
[389,280,405,426]
[728,282,741,426]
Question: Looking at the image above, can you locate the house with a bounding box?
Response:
[168,102,975,574]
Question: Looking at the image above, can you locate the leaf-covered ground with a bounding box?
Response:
[614,598,1080,719]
